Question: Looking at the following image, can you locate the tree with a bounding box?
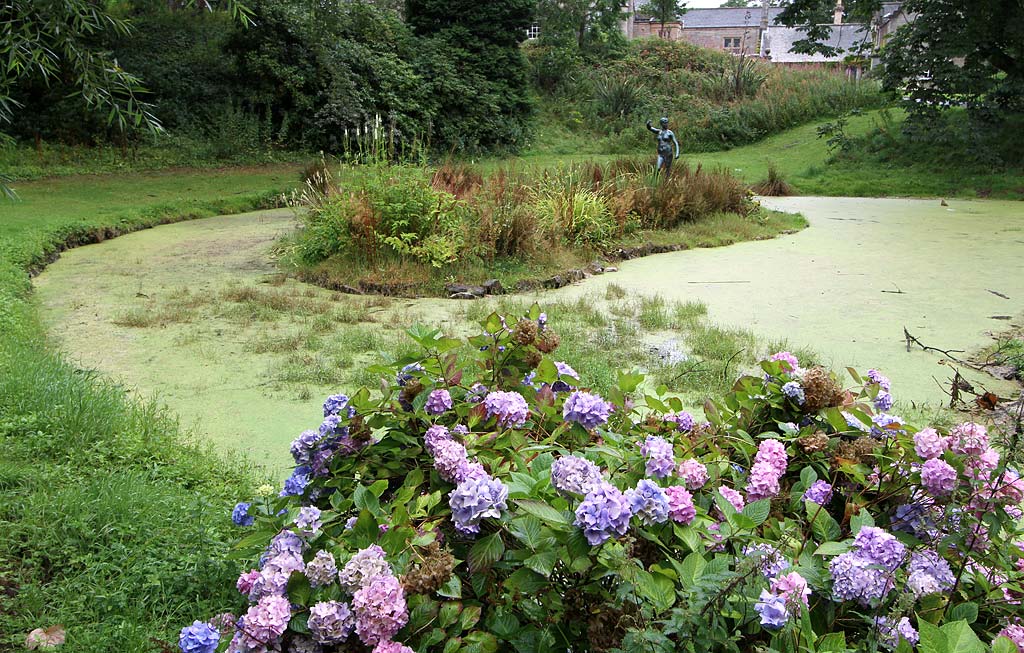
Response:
[640,0,687,39]
[535,0,626,54]
[775,0,1024,123]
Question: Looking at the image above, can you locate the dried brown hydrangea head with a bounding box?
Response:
[524,349,542,368]
[401,541,455,595]
[798,431,830,453]
[801,366,845,411]
[513,319,539,345]
[535,330,560,353]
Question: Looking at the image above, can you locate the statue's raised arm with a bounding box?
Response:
[645,119,660,134]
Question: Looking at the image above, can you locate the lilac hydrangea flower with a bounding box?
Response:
[625,479,670,525]
[179,621,220,653]
[746,461,782,502]
[873,391,894,411]
[948,422,989,455]
[843,411,870,432]
[914,428,947,459]
[996,624,1024,651]
[352,574,409,646]
[281,466,312,497]
[921,458,958,495]
[396,363,423,387]
[803,481,833,505]
[232,502,254,527]
[870,413,905,438]
[718,486,745,512]
[239,595,291,649]
[289,636,324,653]
[236,569,260,596]
[308,600,354,644]
[640,435,675,478]
[373,642,415,653]
[771,571,810,607]
[575,482,633,545]
[829,552,896,606]
[290,429,322,464]
[563,391,611,430]
[339,546,390,592]
[867,369,891,391]
[891,502,935,539]
[769,351,800,374]
[677,459,709,489]
[665,411,695,432]
[755,439,788,474]
[665,486,696,524]
[323,393,351,417]
[425,389,453,415]
[432,438,469,484]
[554,361,579,379]
[265,530,305,561]
[295,506,322,534]
[782,381,805,405]
[876,616,919,650]
[253,551,305,599]
[305,550,338,588]
[483,391,530,428]
[550,455,603,496]
[423,425,450,456]
[448,474,508,535]
[853,527,907,571]
[754,590,789,629]
[907,550,954,597]
[743,543,790,578]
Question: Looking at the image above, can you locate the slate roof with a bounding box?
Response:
[677,7,785,29]
[762,24,872,62]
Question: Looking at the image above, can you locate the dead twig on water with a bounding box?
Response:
[987,289,1010,299]
[903,327,987,371]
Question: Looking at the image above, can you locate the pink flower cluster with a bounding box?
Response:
[677,459,709,490]
[665,486,696,524]
[746,439,788,502]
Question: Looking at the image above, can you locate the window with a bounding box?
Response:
[525,23,540,40]
[724,37,742,51]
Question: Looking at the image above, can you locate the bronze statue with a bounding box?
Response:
[646,117,680,175]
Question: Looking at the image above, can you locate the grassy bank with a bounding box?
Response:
[0,164,303,650]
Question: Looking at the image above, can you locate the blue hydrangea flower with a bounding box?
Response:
[323,393,351,417]
[873,391,894,411]
[625,480,670,525]
[281,466,311,497]
[754,590,789,629]
[396,362,423,387]
[574,482,632,545]
[289,429,321,465]
[803,481,833,505]
[448,475,508,536]
[781,381,805,405]
[179,621,219,653]
[232,502,254,527]
[562,391,611,430]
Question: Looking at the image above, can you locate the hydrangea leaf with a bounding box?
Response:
[946,602,978,625]
[938,620,985,653]
[523,549,558,577]
[993,637,1019,653]
[742,499,771,527]
[917,618,948,653]
[679,551,706,585]
[515,499,572,530]
[468,533,505,572]
[437,575,462,599]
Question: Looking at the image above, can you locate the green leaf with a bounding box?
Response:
[679,551,706,585]
[817,632,847,652]
[799,466,818,487]
[617,370,645,393]
[484,312,503,334]
[524,549,559,577]
[368,478,389,497]
[850,510,875,534]
[741,499,771,526]
[945,602,978,624]
[439,602,461,630]
[534,358,559,384]
[504,568,548,594]
[805,500,841,541]
[468,533,505,572]
[443,637,462,653]
[463,631,499,653]
[673,524,701,552]
[993,637,1019,653]
[635,569,676,613]
[917,618,948,653]
[515,499,572,530]
[437,575,462,599]
[459,605,482,631]
[938,620,985,653]
[353,484,382,517]
[486,607,521,640]
[813,541,851,556]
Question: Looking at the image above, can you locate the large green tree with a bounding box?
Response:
[775,0,1024,122]
[640,0,687,38]
[535,0,626,53]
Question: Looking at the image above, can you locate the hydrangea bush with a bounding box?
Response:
[183,306,1024,653]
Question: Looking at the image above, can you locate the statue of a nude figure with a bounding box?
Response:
[646,117,680,175]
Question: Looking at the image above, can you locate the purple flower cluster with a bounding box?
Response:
[769,351,800,373]
[625,480,670,525]
[179,621,219,653]
[290,430,322,465]
[921,458,958,495]
[875,616,919,650]
[483,391,530,428]
[235,595,291,650]
[281,466,312,497]
[323,393,352,417]
[550,455,603,496]
[906,550,954,598]
[664,411,695,432]
[746,439,788,502]
[870,413,905,438]
[448,474,508,535]
[803,481,833,505]
[423,425,450,455]
[677,459,709,489]
[575,482,633,545]
[432,439,470,483]
[718,486,745,512]
[754,590,789,629]
[829,527,905,606]
[563,391,611,430]
[781,381,805,405]
[339,546,390,592]
[743,543,790,578]
[374,641,416,653]
[232,502,254,527]
[771,571,810,607]
[395,363,422,387]
[424,389,452,415]
[867,369,891,391]
[665,486,696,524]
[305,550,337,588]
[295,506,322,534]
[949,422,989,455]
[913,428,947,459]
[996,624,1024,651]
[640,435,675,478]
[308,600,353,644]
[352,575,408,645]
[873,391,894,411]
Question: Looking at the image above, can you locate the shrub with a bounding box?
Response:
[752,162,793,196]
[181,308,1024,653]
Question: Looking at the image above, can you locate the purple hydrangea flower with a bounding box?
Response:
[914,428,947,459]
[236,569,260,596]
[665,486,696,524]
[448,474,509,535]
[921,458,958,496]
[232,502,254,527]
[238,595,291,649]
[323,394,351,417]
[907,550,954,597]
[891,502,935,538]
[948,422,989,455]
[339,546,390,592]
[483,391,530,428]
[873,391,894,411]
[876,616,918,650]
[718,486,745,512]
[179,621,219,653]
[803,481,833,505]
[305,550,338,588]
[828,552,896,606]
[746,461,782,502]
[396,363,423,387]
[563,391,611,430]
[308,600,354,644]
[625,479,670,525]
[290,429,322,464]
[373,642,415,653]
[550,455,603,496]
[782,381,805,405]
[295,506,322,534]
[423,425,450,455]
[575,482,633,545]
[640,435,675,479]
[677,459,709,489]
[264,530,305,562]
[754,590,789,629]
[554,361,579,379]
[281,466,312,497]
[743,543,790,578]
[432,438,469,484]
[538,313,548,329]
[665,411,695,432]
[843,411,870,432]
[253,551,305,599]
[996,624,1024,651]
[867,369,891,391]
[352,574,409,646]
[853,527,907,571]
[289,636,324,653]
[755,439,788,474]
[425,389,453,415]
[870,413,905,438]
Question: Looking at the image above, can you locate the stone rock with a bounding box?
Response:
[604,266,618,273]
[444,283,486,297]
[482,279,504,295]
[516,280,540,292]
[449,292,479,300]
[586,260,605,275]
[339,285,363,295]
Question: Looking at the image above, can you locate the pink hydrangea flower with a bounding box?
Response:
[483,391,530,428]
[239,596,291,649]
[771,571,811,607]
[665,486,697,524]
[920,458,957,496]
[374,642,416,653]
[913,428,947,459]
[677,458,709,489]
[236,569,260,596]
[718,486,745,512]
[769,351,800,373]
[948,422,989,455]
[747,461,782,502]
[755,439,788,475]
[352,575,409,646]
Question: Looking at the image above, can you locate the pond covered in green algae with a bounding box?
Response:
[34,198,1022,472]
[546,196,1024,404]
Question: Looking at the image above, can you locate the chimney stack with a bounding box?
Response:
[833,0,844,24]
